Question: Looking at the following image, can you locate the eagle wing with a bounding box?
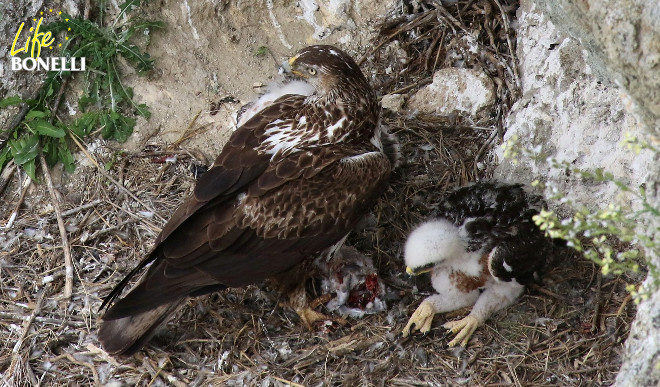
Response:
[101,95,391,318]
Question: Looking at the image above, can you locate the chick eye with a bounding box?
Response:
[307,67,317,75]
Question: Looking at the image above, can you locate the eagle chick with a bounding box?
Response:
[402,181,563,347]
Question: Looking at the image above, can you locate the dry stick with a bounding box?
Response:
[39,153,74,299]
[3,172,32,229]
[591,271,603,333]
[49,353,100,385]
[6,284,50,383]
[68,132,167,223]
[271,376,305,387]
[60,199,103,217]
[0,312,88,328]
[473,127,499,176]
[11,285,48,354]
[492,0,520,88]
[0,160,17,196]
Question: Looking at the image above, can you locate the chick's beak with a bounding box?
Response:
[406,264,433,276]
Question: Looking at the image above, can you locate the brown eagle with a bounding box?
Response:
[98,45,398,356]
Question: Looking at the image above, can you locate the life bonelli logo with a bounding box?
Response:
[10,8,86,72]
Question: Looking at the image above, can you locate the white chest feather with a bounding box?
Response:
[237,80,316,127]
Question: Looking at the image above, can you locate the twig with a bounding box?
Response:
[11,285,49,354]
[474,127,499,176]
[60,199,103,217]
[383,77,433,97]
[6,286,49,384]
[68,132,167,223]
[85,218,137,241]
[271,376,305,387]
[49,353,100,386]
[1,87,43,148]
[49,78,70,125]
[289,334,383,370]
[615,293,632,318]
[0,312,88,328]
[1,172,31,230]
[591,271,602,333]
[492,0,520,88]
[0,160,17,196]
[39,153,74,299]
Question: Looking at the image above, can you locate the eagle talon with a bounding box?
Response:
[443,315,480,347]
[402,300,436,337]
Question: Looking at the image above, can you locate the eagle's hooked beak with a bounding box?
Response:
[281,55,307,78]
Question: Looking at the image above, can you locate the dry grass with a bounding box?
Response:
[0,1,639,386]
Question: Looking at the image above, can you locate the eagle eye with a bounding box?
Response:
[307,67,317,75]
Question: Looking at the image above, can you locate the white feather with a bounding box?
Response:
[237,80,316,127]
[326,116,347,139]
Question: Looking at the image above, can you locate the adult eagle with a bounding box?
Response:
[401,181,562,346]
[98,45,397,356]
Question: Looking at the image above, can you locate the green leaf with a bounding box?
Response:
[9,135,40,165]
[71,112,99,137]
[25,110,49,120]
[43,138,59,166]
[0,96,23,107]
[0,146,11,171]
[118,0,143,16]
[22,158,37,181]
[58,145,76,173]
[136,103,150,118]
[32,120,66,138]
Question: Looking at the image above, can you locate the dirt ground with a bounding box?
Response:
[0,1,640,386]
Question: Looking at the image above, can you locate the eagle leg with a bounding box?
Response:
[289,286,346,330]
[401,299,436,337]
[443,315,481,347]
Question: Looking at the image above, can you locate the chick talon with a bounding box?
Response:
[443,315,480,347]
[402,300,436,337]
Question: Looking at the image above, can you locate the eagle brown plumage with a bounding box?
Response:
[98,45,397,356]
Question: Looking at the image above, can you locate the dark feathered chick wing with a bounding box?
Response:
[438,180,555,284]
[98,45,394,356]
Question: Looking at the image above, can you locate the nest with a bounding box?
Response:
[0,1,638,385]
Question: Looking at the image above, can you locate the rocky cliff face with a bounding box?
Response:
[497,1,659,385]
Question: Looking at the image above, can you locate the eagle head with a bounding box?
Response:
[281,45,370,96]
[404,219,467,276]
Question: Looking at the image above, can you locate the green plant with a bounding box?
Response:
[503,134,660,302]
[0,0,163,181]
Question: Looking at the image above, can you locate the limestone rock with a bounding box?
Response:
[381,94,404,113]
[407,68,495,119]
[530,0,660,134]
[494,2,659,384]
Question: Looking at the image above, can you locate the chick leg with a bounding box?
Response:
[402,286,479,337]
[444,315,481,347]
[402,299,436,336]
[443,279,525,347]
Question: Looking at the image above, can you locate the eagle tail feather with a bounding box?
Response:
[98,299,185,357]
